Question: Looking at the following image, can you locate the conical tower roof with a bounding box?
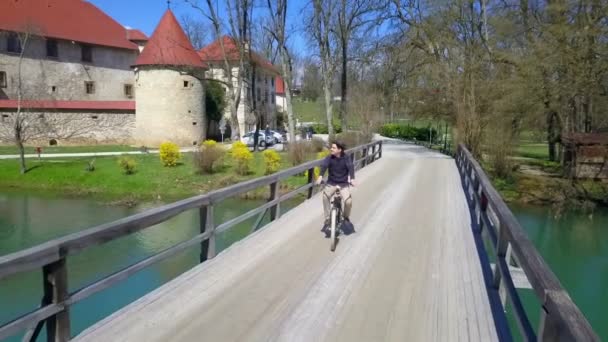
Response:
[134,10,205,68]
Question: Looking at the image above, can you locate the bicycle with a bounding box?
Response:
[325,184,344,252]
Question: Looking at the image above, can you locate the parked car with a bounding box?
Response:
[268,130,284,144]
[241,131,272,148]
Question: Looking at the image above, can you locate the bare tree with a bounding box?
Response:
[335,0,383,129]
[310,0,338,137]
[185,0,255,141]
[180,14,209,50]
[265,0,297,144]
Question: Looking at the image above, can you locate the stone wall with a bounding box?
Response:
[0,110,135,145]
[0,33,137,101]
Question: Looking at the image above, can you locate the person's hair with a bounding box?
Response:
[332,141,346,156]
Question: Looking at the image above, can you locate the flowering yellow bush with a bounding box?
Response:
[159,141,181,167]
[232,144,253,175]
[262,149,281,175]
[202,139,218,148]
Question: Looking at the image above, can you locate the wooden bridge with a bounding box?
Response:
[0,140,599,341]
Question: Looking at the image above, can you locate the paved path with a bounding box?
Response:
[74,144,498,342]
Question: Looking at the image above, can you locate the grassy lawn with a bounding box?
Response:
[292,99,325,123]
[515,142,549,160]
[0,151,310,202]
[0,144,139,155]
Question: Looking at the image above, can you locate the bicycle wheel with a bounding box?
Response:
[330,208,337,252]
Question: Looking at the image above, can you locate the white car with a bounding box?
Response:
[241,131,272,147]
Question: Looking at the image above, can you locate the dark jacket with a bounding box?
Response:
[320,154,355,186]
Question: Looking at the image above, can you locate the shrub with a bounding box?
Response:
[232,144,253,175]
[195,139,225,174]
[262,149,281,175]
[159,141,181,167]
[379,124,438,142]
[335,131,372,149]
[311,137,326,152]
[288,141,313,166]
[118,156,137,175]
[85,158,96,172]
[310,122,343,135]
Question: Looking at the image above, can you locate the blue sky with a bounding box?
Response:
[89,0,309,55]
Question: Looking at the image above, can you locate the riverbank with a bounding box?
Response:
[0,152,308,205]
[485,147,608,211]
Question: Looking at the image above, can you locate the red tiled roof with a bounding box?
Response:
[127,29,148,42]
[275,77,285,94]
[0,100,135,111]
[134,10,205,68]
[199,36,280,74]
[0,0,138,50]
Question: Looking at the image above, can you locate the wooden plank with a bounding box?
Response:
[458,144,598,340]
[539,290,600,342]
[269,182,279,221]
[68,230,213,305]
[43,258,71,342]
[0,304,62,341]
[460,145,564,297]
[0,245,60,281]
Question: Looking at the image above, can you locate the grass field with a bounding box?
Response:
[0,151,309,202]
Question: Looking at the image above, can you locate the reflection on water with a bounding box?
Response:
[0,191,303,341]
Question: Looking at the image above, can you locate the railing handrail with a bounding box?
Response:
[456,143,598,342]
[0,140,383,342]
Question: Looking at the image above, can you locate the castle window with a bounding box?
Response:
[46,39,58,58]
[0,72,6,88]
[7,33,21,53]
[192,122,197,126]
[91,115,98,119]
[51,86,57,93]
[81,44,93,62]
[183,81,189,88]
[85,81,95,94]
[124,84,133,97]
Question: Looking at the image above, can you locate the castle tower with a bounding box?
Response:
[133,9,207,147]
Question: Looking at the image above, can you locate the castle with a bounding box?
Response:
[0,0,283,147]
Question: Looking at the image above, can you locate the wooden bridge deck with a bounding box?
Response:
[74,145,499,342]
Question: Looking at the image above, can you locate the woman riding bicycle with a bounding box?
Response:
[315,141,356,229]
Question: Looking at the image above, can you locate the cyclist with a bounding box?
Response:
[315,141,356,229]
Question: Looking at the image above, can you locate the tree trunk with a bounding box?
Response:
[547,110,559,162]
[339,40,348,129]
[323,75,334,138]
[279,57,297,145]
[17,139,26,174]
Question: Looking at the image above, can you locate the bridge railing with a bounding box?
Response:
[455,143,598,342]
[0,140,383,342]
